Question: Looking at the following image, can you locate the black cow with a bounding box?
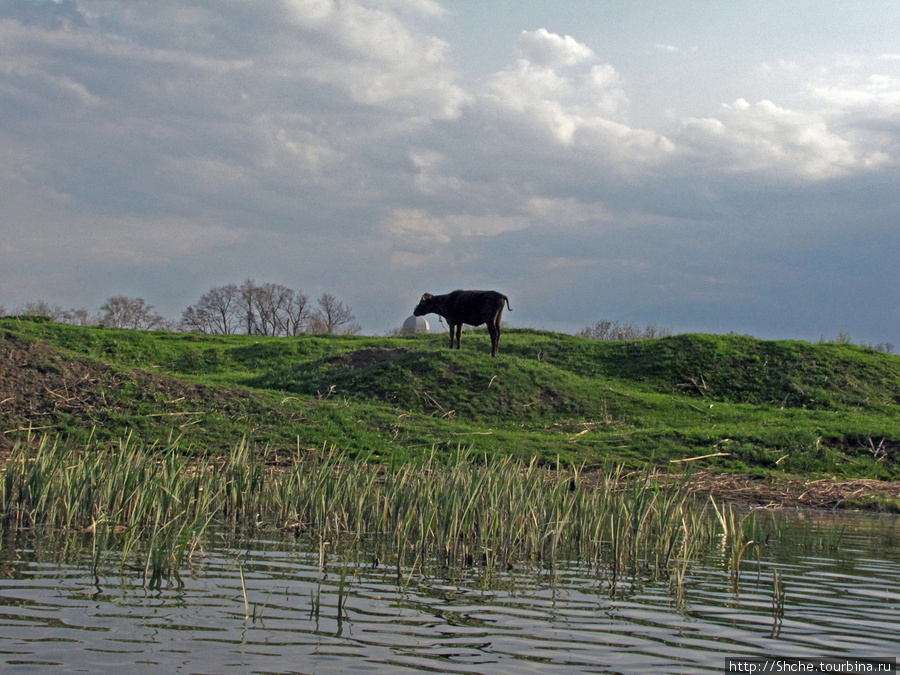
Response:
[413,289,511,357]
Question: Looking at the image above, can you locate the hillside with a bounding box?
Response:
[2,317,899,480]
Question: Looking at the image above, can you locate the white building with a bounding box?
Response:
[400,315,430,334]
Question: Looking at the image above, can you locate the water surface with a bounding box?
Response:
[1,509,898,674]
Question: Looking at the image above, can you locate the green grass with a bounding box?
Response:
[2,317,899,478]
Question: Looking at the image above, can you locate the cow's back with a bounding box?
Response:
[447,290,505,325]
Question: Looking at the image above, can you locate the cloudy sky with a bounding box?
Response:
[2,0,899,344]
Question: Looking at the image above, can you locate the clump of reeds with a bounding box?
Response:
[0,433,220,584]
[0,436,727,586]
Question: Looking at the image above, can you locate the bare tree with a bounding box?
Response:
[238,278,261,335]
[254,283,294,336]
[181,284,241,334]
[99,296,166,330]
[309,293,361,334]
[282,289,311,336]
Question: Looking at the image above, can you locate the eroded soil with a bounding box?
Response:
[0,332,288,452]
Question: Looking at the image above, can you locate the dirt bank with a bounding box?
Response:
[680,470,900,511]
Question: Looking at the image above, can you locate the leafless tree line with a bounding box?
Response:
[181,280,360,336]
[579,319,673,341]
[6,297,169,330]
[2,279,361,335]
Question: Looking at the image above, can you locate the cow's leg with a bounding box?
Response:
[448,324,457,349]
[454,323,463,349]
[488,321,500,356]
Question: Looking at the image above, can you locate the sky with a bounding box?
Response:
[1,0,899,344]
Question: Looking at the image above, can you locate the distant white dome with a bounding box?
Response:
[401,315,430,334]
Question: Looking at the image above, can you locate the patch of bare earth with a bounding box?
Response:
[0,333,271,453]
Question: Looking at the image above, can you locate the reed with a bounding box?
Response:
[709,496,762,592]
[0,437,729,585]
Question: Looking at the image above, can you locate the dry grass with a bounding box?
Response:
[680,470,900,510]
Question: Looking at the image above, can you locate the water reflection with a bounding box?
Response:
[0,509,898,674]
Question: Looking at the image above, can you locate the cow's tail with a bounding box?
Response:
[504,295,512,311]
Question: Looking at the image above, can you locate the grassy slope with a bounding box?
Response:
[2,317,899,479]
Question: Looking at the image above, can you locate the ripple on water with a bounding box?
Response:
[1,512,899,674]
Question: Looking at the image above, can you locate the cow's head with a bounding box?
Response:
[413,293,434,316]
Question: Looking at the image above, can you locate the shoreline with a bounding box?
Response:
[570,468,900,512]
[681,470,900,511]
[3,444,899,513]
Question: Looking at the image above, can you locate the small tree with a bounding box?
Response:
[99,296,166,330]
[283,290,311,336]
[309,293,361,335]
[59,308,96,326]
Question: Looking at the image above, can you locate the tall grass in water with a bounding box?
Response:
[709,496,765,595]
[1,438,722,585]
[1,435,220,584]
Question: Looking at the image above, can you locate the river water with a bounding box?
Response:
[1,509,898,674]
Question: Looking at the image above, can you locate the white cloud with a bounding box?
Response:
[681,98,889,179]
[514,28,594,68]
[285,0,335,27]
[383,207,529,247]
[383,208,452,247]
[811,74,900,112]
[381,206,532,272]
[410,149,464,195]
[760,59,800,74]
[282,0,470,119]
[271,127,343,173]
[479,29,672,163]
[524,196,611,224]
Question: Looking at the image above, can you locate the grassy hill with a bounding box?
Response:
[2,316,899,480]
